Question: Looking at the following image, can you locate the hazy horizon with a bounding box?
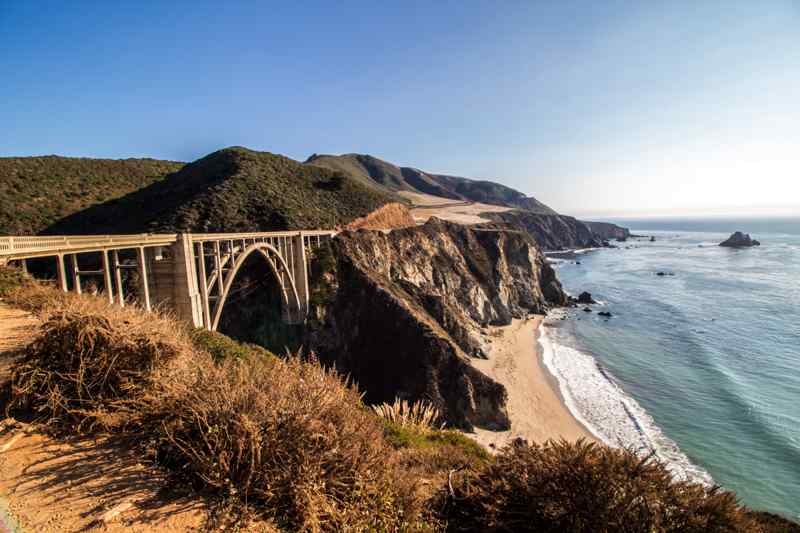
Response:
[2,1,798,216]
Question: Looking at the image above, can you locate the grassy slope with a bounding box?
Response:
[305,153,456,198]
[44,147,398,234]
[430,173,557,214]
[0,156,183,235]
[306,153,558,213]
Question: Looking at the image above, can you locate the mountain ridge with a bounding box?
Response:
[305,153,558,214]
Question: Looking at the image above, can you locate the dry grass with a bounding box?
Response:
[437,439,762,532]
[3,277,425,531]
[7,285,196,432]
[373,398,443,433]
[151,355,424,531]
[3,272,794,532]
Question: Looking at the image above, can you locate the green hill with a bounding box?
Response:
[430,173,557,214]
[0,155,183,234]
[305,152,557,214]
[305,153,455,198]
[44,147,398,234]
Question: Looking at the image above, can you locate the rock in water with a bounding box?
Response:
[719,232,761,247]
[577,291,596,304]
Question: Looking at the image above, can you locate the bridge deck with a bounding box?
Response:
[0,230,336,261]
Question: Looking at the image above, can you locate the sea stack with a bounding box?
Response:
[719,232,761,247]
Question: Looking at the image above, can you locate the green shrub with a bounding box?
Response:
[437,439,761,532]
[188,327,275,361]
[0,265,32,298]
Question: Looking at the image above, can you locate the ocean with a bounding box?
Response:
[543,216,800,519]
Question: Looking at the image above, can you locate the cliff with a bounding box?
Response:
[582,220,631,241]
[307,218,567,429]
[482,211,602,251]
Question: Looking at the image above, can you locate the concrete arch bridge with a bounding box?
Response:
[0,231,336,330]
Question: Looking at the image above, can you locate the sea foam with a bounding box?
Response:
[539,311,713,485]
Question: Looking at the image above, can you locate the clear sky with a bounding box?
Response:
[1,1,798,216]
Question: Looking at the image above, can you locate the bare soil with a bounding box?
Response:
[0,303,214,532]
[398,191,514,225]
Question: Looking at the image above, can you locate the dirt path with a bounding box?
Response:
[0,303,211,532]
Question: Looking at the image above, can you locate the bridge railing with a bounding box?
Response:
[189,230,336,242]
[0,231,337,261]
[0,234,179,260]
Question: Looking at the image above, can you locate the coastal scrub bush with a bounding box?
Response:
[437,438,761,532]
[8,291,195,432]
[0,265,32,298]
[152,354,423,531]
[188,327,275,361]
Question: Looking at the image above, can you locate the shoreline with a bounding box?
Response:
[468,316,595,449]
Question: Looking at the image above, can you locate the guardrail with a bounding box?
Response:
[189,230,336,241]
[0,231,337,261]
[0,234,179,260]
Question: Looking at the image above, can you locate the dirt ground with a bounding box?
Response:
[0,303,215,532]
[398,191,513,225]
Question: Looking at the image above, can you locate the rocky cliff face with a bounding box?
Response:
[483,211,601,251]
[582,221,631,241]
[307,218,567,430]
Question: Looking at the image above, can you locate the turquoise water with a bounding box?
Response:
[547,217,799,519]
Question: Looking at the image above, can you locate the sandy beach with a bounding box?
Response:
[469,316,595,449]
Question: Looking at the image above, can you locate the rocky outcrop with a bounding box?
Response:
[582,221,631,242]
[483,212,601,251]
[345,202,416,231]
[307,218,567,430]
[719,232,761,247]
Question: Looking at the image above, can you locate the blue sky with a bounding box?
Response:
[2,1,798,216]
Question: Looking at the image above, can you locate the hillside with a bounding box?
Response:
[305,153,455,198]
[305,153,557,214]
[44,147,399,234]
[0,156,183,235]
[429,173,557,214]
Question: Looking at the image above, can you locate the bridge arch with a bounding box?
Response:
[209,242,303,331]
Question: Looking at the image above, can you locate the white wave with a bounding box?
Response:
[539,315,713,485]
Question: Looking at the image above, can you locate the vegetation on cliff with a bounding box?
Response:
[0,155,183,235]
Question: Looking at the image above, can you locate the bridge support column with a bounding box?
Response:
[170,234,204,328]
[136,247,151,311]
[291,232,309,322]
[56,254,68,292]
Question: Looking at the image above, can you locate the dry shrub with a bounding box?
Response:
[438,439,762,533]
[373,398,443,432]
[152,354,424,532]
[8,290,194,432]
